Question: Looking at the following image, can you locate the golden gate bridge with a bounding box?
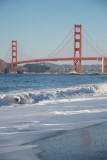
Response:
[0,24,107,74]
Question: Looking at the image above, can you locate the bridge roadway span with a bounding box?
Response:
[9,57,107,64]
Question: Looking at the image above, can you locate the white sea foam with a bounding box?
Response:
[0,83,107,107]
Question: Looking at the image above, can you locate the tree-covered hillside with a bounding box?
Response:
[23,64,49,73]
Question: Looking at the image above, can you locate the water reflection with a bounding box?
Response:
[80,128,91,154]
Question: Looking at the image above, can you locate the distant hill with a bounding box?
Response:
[18,63,72,74]
[22,63,49,73]
[0,59,10,73]
[18,62,102,74]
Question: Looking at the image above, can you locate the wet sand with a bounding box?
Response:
[37,122,107,160]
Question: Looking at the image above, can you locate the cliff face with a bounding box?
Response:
[0,60,10,73]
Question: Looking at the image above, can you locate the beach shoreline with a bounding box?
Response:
[0,76,107,160]
[36,121,107,160]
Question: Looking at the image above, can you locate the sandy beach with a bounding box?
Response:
[37,122,107,160]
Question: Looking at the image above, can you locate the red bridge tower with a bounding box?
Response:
[11,40,18,73]
[73,24,82,73]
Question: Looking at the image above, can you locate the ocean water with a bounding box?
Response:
[0,74,107,107]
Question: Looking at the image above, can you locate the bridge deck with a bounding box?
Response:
[8,57,107,64]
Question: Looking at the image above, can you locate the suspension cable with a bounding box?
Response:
[83,34,104,57]
[83,26,107,56]
[47,35,74,58]
[18,42,36,61]
[43,26,74,58]
[3,43,11,63]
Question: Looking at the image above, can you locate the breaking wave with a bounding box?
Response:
[0,83,107,107]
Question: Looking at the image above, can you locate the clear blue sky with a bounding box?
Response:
[0,0,107,64]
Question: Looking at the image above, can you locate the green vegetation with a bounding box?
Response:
[23,64,49,73]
